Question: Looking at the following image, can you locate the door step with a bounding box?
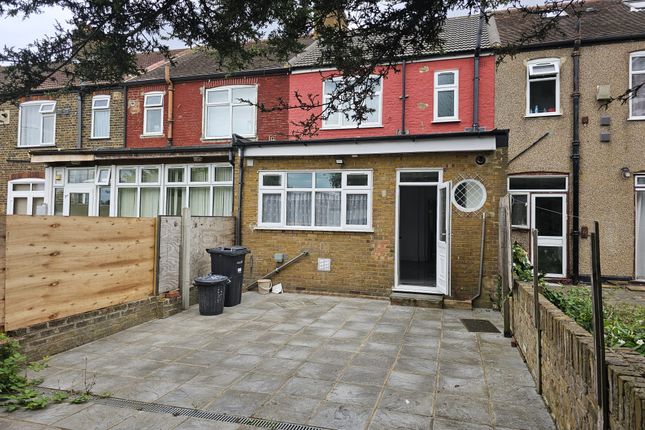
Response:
[390,292,444,309]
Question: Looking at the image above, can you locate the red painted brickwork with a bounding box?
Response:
[288,55,496,138]
[126,74,289,148]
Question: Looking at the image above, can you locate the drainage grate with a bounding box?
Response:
[460,318,500,333]
[40,389,330,430]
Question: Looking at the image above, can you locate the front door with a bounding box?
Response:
[63,186,95,216]
[531,194,566,277]
[436,181,451,294]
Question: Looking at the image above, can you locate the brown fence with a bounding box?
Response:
[3,216,156,330]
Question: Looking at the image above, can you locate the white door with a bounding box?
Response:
[63,185,96,216]
[436,181,451,294]
[636,191,645,280]
[531,194,567,277]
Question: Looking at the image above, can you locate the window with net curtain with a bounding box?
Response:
[204,86,257,138]
[630,52,645,119]
[259,171,371,230]
[18,101,56,147]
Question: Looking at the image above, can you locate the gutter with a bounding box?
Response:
[472,13,485,131]
[76,88,83,149]
[233,134,247,246]
[30,144,233,157]
[164,64,175,147]
[399,60,408,135]
[122,85,128,148]
[571,18,582,284]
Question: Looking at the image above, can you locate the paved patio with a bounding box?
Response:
[1,292,555,430]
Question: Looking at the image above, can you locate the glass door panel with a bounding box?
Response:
[69,192,90,216]
[531,194,566,277]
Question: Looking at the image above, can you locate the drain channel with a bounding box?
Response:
[40,388,330,430]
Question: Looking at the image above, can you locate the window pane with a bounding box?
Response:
[347,173,368,187]
[232,105,255,135]
[511,194,528,226]
[453,180,486,211]
[93,98,109,108]
[364,95,379,123]
[315,173,341,188]
[118,168,136,184]
[189,187,210,216]
[215,166,233,182]
[438,187,447,241]
[98,187,110,217]
[165,187,185,216]
[145,94,162,106]
[42,115,55,144]
[537,246,563,275]
[33,182,45,191]
[437,72,455,85]
[167,167,184,183]
[213,186,233,216]
[191,167,209,182]
[323,80,336,95]
[288,173,312,188]
[141,168,159,183]
[315,192,341,227]
[92,110,109,138]
[13,197,28,215]
[400,171,439,183]
[118,188,137,217]
[633,56,645,72]
[140,188,160,217]
[207,89,228,104]
[535,197,563,236]
[530,64,557,76]
[54,188,64,215]
[13,183,30,191]
[286,191,312,226]
[69,192,90,216]
[39,102,56,113]
[346,194,368,225]
[632,73,645,116]
[232,87,256,104]
[97,169,110,184]
[69,168,95,183]
[262,194,281,223]
[20,105,40,146]
[32,197,44,215]
[262,175,282,187]
[437,90,455,118]
[509,176,566,190]
[206,105,231,137]
[529,80,557,114]
[145,108,162,134]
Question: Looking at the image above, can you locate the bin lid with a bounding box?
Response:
[193,273,229,286]
[206,246,249,256]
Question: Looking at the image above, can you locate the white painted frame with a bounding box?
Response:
[525,58,561,117]
[203,85,258,139]
[17,100,57,147]
[321,76,383,129]
[90,95,111,139]
[433,70,459,122]
[6,178,45,215]
[393,168,446,294]
[509,192,530,229]
[451,178,486,213]
[143,92,164,136]
[629,51,645,120]
[531,193,567,278]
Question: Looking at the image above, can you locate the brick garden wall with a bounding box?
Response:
[8,295,182,361]
[238,148,507,305]
[512,282,644,430]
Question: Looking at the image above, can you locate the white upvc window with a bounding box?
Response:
[91,95,111,139]
[258,170,372,232]
[204,85,257,139]
[18,101,56,147]
[321,76,382,129]
[143,92,164,136]
[7,178,45,215]
[509,193,529,228]
[629,51,645,120]
[526,58,560,117]
[116,165,162,217]
[507,175,568,229]
[433,70,459,122]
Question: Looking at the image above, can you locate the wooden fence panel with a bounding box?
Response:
[0,216,6,330]
[4,216,156,330]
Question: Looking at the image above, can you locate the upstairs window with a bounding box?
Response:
[18,101,56,147]
[526,59,560,116]
[143,92,164,136]
[204,86,257,139]
[630,51,645,119]
[322,76,382,129]
[434,70,459,121]
[91,95,110,139]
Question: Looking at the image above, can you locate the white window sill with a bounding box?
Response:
[627,116,645,121]
[202,135,256,141]
[140,133,164,138]
[16,144,56,149]
[254,225,374,233]
[432,118,460,124]
[90,136,110,140]
[511,225,530,230]
[321,124,383,130]
[525,112,561,118]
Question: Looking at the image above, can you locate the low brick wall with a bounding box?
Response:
[8,295,182,360]
[512,282,644,430]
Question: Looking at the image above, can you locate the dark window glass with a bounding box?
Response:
[508,177,566,190]
[534,196,563,236]
[511,194,528,226]
[400,171,440,183]
[538,246,563,275]
[529,79,557,114]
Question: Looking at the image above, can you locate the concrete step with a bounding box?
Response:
[390,292,444,308]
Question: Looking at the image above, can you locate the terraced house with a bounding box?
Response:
[494,0,645,282]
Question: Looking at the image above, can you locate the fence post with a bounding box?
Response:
[180,208,192,310]
[499,195,512,337]
[590,221,609,430]
[531,228,542,394]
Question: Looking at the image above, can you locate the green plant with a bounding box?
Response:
[0,334,64,411]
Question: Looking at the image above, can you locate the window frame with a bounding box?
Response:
[509,192,530,229]
[257,170,373,232]
[91,95,111,139]
[321,76,383,129]
[525,58,561,118]
[508,175,568,230]
[203,85,258,139]
[433,70,459,122]
[17,100,57,147]
[143,92,164,136]
[7,178,46,215]
[636,175,645,189]
[452,178,487,213]
[629,51,645,120]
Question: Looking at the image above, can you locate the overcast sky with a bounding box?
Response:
[1,1,549,51]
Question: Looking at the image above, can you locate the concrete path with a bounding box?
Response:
[0,293,555,430]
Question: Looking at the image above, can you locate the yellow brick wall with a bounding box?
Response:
[238,148,507,306]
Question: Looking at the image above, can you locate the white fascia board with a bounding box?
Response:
[244,136,497,157]
[30,154,96,163]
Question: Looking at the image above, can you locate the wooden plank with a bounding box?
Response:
[0,216,6,330]
[4,216,156,330]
